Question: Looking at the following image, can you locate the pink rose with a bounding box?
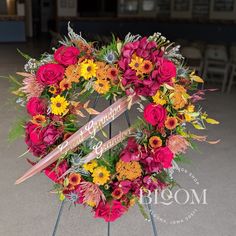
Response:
[44,160,68,183]
[95,200,126,222]
[157,59,176,85]
[36,63,65,85]
[153,147,174,169]
[144,103,167,127]
[26,97,47,116]
[54,46,80,66]
[43,124,61,145]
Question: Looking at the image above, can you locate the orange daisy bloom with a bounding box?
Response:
[165,117,178,130]
[112,188,123,200]
[31,115,46,126]
[65,64,80,82]
[107,67,118,80]
[140,60,153,74]
[149,136,162,149]
[68,173,81,186]
[59,79,72,91]
[96,68,107,80]
[93,79,110,94]
[49,85,60,95]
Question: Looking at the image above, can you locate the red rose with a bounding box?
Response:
[95,200,126,222]
[43,124,61,145]
[36,63,65,85]
[153,147,174,168]
[144,103,167,127]
[157,59,176,85]
[44,160,68,182]
[54,46,80,66]
[25,122,47,156]
[26,97,47,116]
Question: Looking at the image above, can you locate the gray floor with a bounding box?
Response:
[0,42,236,236]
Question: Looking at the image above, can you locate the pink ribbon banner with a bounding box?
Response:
[15,95,139,184]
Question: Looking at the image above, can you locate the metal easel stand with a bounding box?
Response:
[51,96,158,236]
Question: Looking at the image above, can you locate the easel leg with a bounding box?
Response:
[52,200,65,236]
[145,197,158,236]
[51,95,100,236]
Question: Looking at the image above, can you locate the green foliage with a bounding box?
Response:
[8,118,26,142]
[17,49,32,60]
[174,154,191,164]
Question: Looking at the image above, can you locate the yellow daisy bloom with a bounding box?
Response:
[152,91,166,105]
[184,113,193,122]
[187,104,195,113]
[80,59,98,80]
[51,95,69,115]
[83,160,98,173]
[93,79,110,94]
[86,200,96,207]
[129,56,143,74]
[92,166,110,185]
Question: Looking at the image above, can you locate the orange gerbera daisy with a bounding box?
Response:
[96,61,107,69]
[65,64,80,82]
[68,173,81,186]
[140,60,153,74]
[93,79,110,94]
[171,84,188,110]
[59,79,72,91]
[31,114,46,126]
[165,117,178,130]
[112,188,123,200]
[107,67,118,80]
[49,85,60,95]
[149,136,162,149]
[96,68,107,80]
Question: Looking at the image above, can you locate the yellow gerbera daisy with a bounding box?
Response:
[129,55,143,74]
[152,91,166,105]
[93,79,110,94]
[51,95,69,115]
[80,59,98,80]
[92,166,110,185]
[83,160,98,173]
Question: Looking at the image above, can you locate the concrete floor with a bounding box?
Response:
[0,42,236,236]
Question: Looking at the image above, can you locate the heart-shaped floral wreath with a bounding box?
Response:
[11,24,218,222]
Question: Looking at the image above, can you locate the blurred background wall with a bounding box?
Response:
[1,0,236,92]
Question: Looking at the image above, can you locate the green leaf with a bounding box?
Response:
[17,49,32,60]
[205,118,219,125]
[8,119,26,142]
[135,198,149,220]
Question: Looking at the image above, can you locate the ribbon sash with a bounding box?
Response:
[15,96,139,184]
